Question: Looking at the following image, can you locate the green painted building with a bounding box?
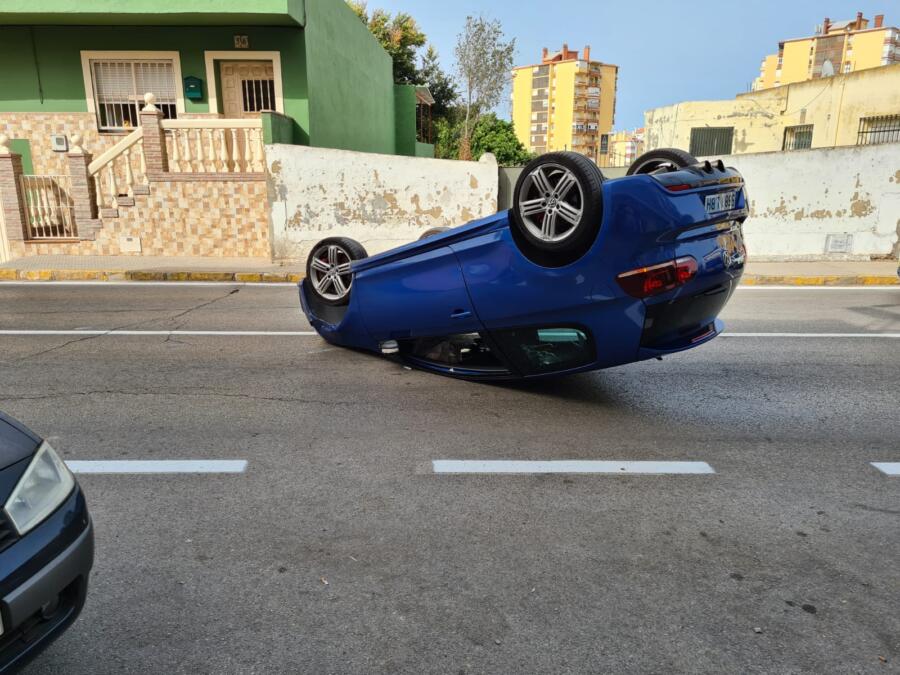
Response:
[0,0,433,172]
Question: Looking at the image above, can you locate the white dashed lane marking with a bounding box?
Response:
[432,460,715,475]
[66,460,248,474]
[871,463,900,476]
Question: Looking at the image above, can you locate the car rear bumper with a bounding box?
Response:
[0,490,93,673]
[636,270,740,359]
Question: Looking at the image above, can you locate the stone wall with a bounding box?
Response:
[265,144,498,261]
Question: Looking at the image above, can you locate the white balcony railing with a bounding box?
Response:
[162,119,265,174]
[20,174,76,239]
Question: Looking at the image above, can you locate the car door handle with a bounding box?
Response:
[450,309,472,320]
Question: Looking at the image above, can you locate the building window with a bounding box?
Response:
[783,124,814,150]
[689,127,734,156]
[241,79,276,113]
[89,59,178,131]
[857,115,900,145]
[599,134,609,154]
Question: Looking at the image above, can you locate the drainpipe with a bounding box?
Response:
[832,75,847,147]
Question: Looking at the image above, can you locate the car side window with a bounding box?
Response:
[491,327,594,374]
[403,333,508,372]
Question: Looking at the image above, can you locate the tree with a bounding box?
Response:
[348,1,426,84]
[434,113,533,166]
[454,16,516,160]
[470,114,533,166]
[418,45,458,119]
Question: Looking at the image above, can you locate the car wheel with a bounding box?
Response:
[626,148,697,176]
[305,237,368,306]
[510,151,605,267]
[419,227,450,240]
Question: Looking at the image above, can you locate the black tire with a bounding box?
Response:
[419,227,450,240]
[510,151,605,267]
[305,237,368,306]
[626,148,697,176]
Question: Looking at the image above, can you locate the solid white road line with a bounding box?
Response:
[1,329,898,338]
[720,333,900,338]
[2,330,898,338]
[0,329,317,336]
[66,460,248,474]
[871,463,900,476]
[432,460,715,474]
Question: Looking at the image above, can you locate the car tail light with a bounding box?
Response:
[616,257,698,298]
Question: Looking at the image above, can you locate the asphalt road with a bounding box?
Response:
[0,283,897,674]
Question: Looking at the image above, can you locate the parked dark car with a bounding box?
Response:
[0,412,92,672]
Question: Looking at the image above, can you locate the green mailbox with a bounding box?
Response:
[183,76,203,101]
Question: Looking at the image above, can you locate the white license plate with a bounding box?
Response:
[704,191,736,214]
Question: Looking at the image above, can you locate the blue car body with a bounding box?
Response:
[300,167,747,380]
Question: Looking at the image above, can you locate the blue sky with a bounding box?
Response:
[363,1,892,129]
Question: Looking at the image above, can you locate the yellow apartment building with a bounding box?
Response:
[752,12,899,91]
[644,62,900,156]
[511,45,618,163]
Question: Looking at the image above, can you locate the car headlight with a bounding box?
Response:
[4,442,75,535]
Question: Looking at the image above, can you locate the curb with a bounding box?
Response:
[741,275,898,286]
[0,269,896,286]
[0,269,304,283]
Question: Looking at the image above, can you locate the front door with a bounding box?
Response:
[219,61,276,118]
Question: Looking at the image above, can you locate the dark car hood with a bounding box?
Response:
[0,412,40,471]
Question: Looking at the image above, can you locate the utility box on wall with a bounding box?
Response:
[183,76,203,101]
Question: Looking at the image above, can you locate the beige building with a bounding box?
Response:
[511,45,618,163]
[645,62,900,156]
[599,128,644,168]
[753,12,899,91]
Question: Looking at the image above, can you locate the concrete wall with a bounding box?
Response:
[266,144,498,261]
[714,144,900,260]
[646,63,900,154]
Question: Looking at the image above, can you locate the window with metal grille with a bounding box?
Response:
[783,124,813,151]
[599,134,609,154]
[90,60,177,131]
[857,115,900,145]
[689,127,734,156]
[241,79,276,113]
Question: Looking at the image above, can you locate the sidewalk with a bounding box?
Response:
[742,261,898,286]
[0,255,304,282]
[0,254,897,285]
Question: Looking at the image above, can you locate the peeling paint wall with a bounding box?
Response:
[265,144,498,261]
[716,143,900,260]
[646,63,900,154]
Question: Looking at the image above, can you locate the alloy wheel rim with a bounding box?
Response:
[518,164,585,243]
[309,244,353,301]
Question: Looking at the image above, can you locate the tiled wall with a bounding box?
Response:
[2,113,121,176]
[3,113,271,259]
[8,179,270,258]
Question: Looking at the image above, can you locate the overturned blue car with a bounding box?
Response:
[299,149,748,380]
